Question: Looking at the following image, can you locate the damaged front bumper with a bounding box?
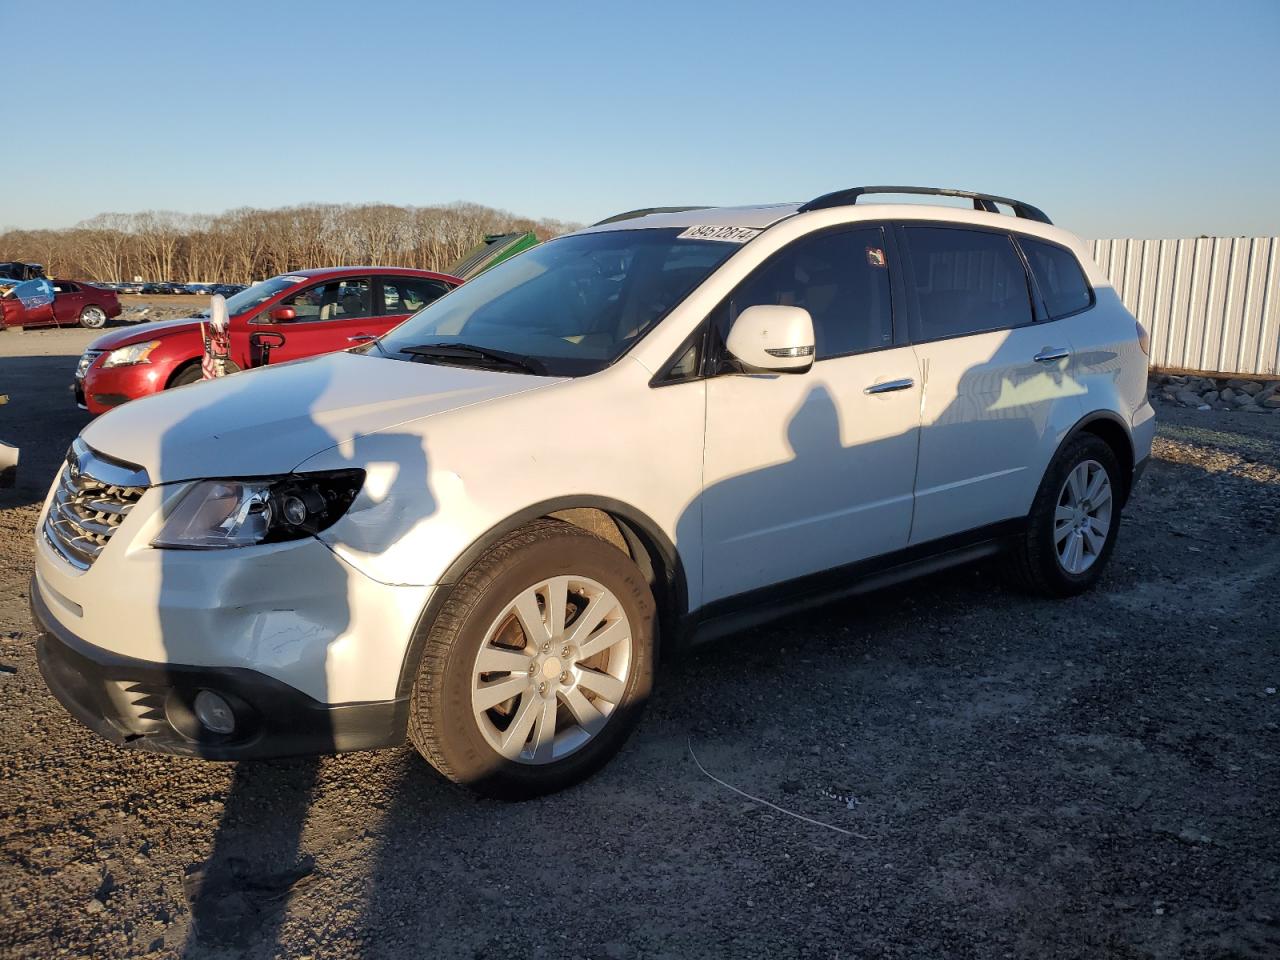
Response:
[31,579,409,759]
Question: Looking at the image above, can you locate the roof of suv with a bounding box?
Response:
[579,186,1069,242]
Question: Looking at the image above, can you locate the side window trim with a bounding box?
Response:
[893,220,1040,345]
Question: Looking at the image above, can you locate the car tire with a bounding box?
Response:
[407,518,656,800]
[78,306,108,329]
[1006,433,1123,597]
[169,363,204,387]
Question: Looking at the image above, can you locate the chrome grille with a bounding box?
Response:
[43,440,149,570]
[76,349,105,380]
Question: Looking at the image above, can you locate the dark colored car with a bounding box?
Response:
[1,279,121,329]
[76,266,460,413]
[0,261,45,282]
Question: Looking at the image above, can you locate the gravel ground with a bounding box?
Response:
[1,326,1278,959]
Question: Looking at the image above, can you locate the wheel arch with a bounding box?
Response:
[394,496,688,698]
[165,356,204,388]
[1060,410,1136,506]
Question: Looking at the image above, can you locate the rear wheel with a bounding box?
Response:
[78,306,107,329]
[408,519,655,799]
[1006,433,1123,597]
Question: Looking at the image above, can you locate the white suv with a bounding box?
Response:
[32,186,1155,798]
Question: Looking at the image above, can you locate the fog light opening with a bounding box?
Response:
[194,690,236,735]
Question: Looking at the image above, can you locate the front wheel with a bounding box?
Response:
[1006,433,1123,597]
[78,306,107,329]
[408,519,656,799]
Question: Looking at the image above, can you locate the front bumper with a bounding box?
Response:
[77,361,163,414]
[32,579,409,759]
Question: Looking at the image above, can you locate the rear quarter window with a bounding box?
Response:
[1019,237,1094,319]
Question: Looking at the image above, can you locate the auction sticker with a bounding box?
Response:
[677,225,762,243]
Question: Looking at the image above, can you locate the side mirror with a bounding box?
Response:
[269,306,297,323]
[725,305,815,374]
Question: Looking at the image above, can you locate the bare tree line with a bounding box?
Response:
[0,202,579,283]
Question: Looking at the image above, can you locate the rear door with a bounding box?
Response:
[900,223,1084,545]
[372,275,454,341]
[52,282,84,325]
[247,276,375,365]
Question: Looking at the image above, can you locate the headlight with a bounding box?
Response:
[102,341,161,367]
[152,470,364,549]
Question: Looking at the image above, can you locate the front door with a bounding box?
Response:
[701,226,921,604]
[244,276,376,366]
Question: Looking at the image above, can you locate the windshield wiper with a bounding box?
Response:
[399,343,546,375]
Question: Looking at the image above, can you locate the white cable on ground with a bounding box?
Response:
[686,738,870,840]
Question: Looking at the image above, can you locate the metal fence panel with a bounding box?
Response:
[1092,236,1279,376]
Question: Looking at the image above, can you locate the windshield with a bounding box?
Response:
[377,229,739,376]
[223,275,305,315]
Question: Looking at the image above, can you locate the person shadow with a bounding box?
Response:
[140,357,435,955]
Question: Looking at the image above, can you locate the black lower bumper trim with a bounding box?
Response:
[31,577,408,760]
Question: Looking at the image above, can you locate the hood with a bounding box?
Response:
[88,316,204,350]
[80,351,563,483]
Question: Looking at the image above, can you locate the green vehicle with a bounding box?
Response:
[448,232,540,281]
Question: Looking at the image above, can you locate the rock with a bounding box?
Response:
[1201,390,1219,403]
[1197,404,1211,411]
[1175,390,1202,406]
[1261,394,1280,409]
[1231,393,1255,407]
[1245,403,1268,413]
[85,897,105,915]
[1227,379,1263,395]
[1220,388,1236,402]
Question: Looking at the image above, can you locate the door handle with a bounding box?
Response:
[347,334,375,343]
[1033,348,1070,364]
[864,377,915,395]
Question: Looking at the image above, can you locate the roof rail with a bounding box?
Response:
[796,185,1051,224]
[592,206,713,227]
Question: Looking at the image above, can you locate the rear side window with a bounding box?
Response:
[901,227,1033,340]
[380,277,452,315]
[729,226,894,360]
[1019,238,1093,319]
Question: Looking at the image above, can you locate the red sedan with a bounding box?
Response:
[76,267,459,414]
[0,280,121,330]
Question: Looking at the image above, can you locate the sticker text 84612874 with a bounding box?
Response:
[676,225,762,244]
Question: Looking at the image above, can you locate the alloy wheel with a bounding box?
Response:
[80,307,106,328]
[1054,459,1113,575]
[471,575,632,765]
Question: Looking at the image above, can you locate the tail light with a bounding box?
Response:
[1135,320,1151,356]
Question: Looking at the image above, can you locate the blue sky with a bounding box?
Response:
[3,0,1278,238]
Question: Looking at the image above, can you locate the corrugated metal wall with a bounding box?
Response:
[1091,237,1279,376]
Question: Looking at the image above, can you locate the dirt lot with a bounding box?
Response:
[1,325,1278,959]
